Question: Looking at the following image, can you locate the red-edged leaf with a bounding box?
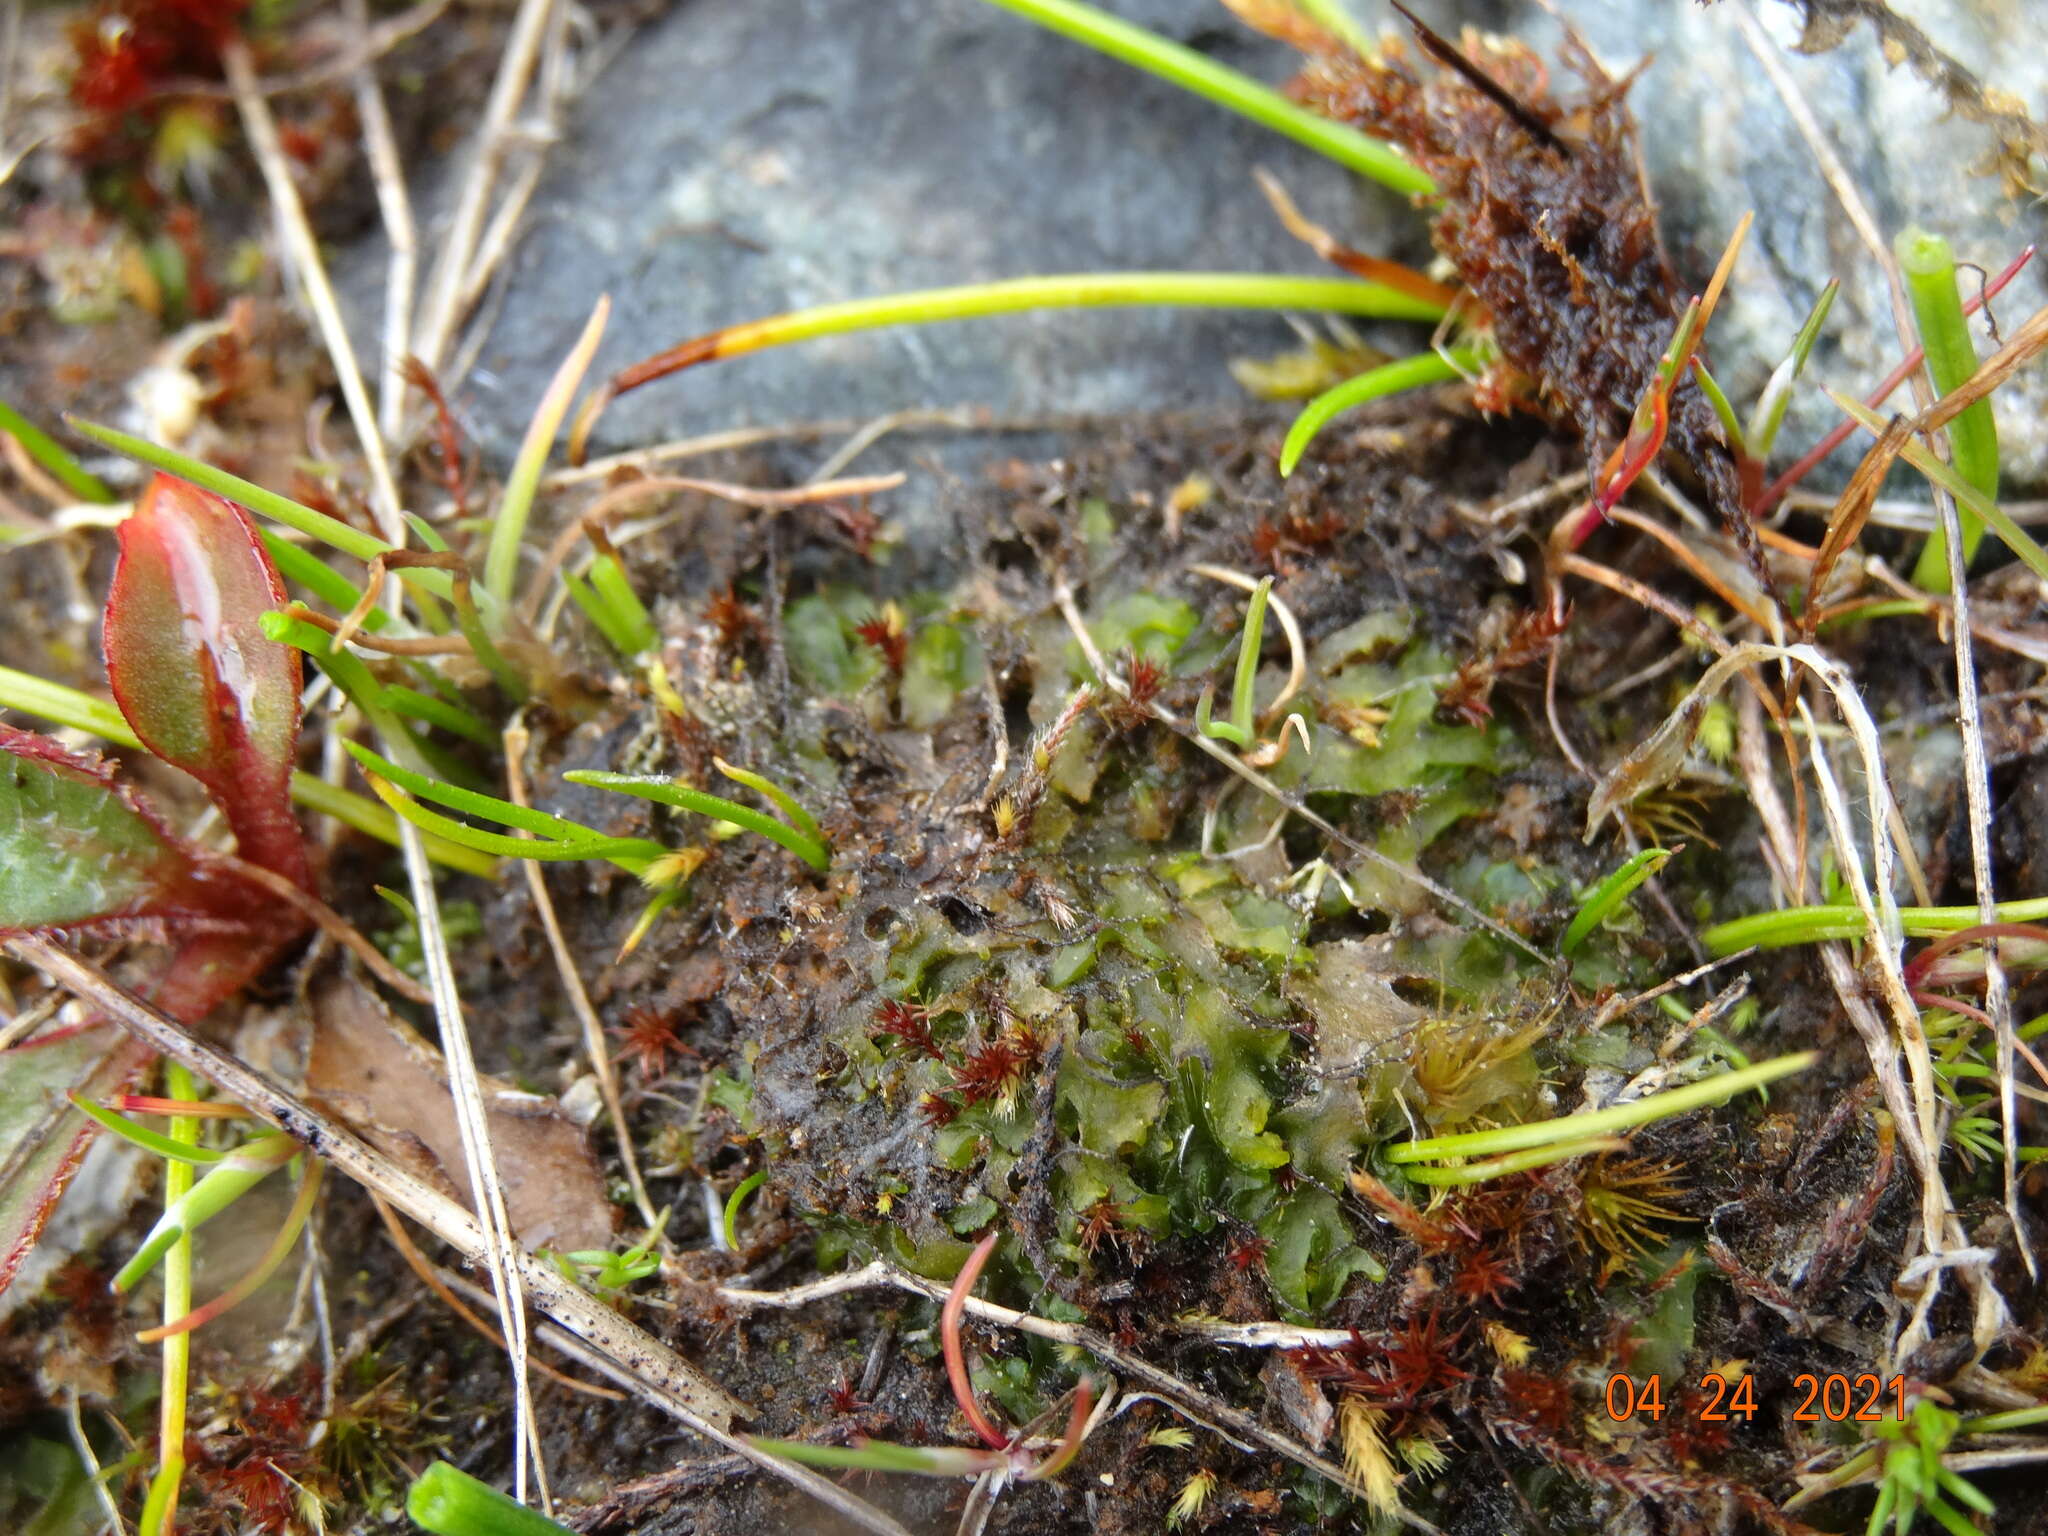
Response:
[0,1023,154,1301]
[0,726,242,935]
[106,474,309,887]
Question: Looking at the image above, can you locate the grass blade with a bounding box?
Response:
[1562,847,1676,956]
[486,297,609,606]
[1386,1052,1817,1163]
[1899,230,1999,589]
[976,0,1433,198]
[563,770,830,871]
[1830,391,2048,584]
[1280,349,1480,474]
[0,400,115,504]
[573,274,1447,459]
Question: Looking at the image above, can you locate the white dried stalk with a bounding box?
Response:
[345,0,419,444]
[411,0,558,376]
[714,1261,1434,1528]
[223,42,405,546]
[1738,0,2033,1285]
[394,823,551,1508]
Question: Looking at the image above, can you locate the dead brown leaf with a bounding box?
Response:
[306,974,615,1253]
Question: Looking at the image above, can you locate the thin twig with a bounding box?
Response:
[368,1194,625,1400]
[208,852,430,1004]
[436,1271,917,1536]
[714,1262,1441,1528]
[519,471,903,626]
[398,809,555,1507]
[63,1388,125,1536]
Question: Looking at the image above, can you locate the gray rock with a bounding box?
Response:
[1527,0,2048,492]
[343,0,2048,496]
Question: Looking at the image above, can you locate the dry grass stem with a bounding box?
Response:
[224,41,405,545]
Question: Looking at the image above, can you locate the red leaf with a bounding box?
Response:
[106,474,309,887]
[0,725,248,935]
[0,1023,153,1301]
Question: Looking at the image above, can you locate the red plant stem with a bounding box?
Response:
[114,1096,252,1119]
[1903,921,2048,990]
[1755,243,2035,516]
[942,1231,1011,1451]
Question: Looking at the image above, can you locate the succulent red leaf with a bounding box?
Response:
[0,725,242,935]
[0,1022,154,1299]
[105,474,309,888]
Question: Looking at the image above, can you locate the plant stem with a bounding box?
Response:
[139,1063,198,1536]
[1831,390,2048,584]
[1402,1134,1628,1186]
[1562,847,1676,957]
[1900,230,1999,590]
[687,274,1440,368]
[976,0,1433,197]
[1386,1052,1816,1164]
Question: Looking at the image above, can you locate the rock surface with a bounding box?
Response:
[342,0,2048,496]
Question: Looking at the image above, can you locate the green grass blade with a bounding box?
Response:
[486,297,609,606]
[1562,847,1676,956]
[0,663,136,745]
[564,568,646,659]
[361,774,666,871]
[69,417,393,562]
[1689,360,1745,459]
[0,401,116,503]
[1402,1134,1628,1186]
[746,1436,1004,1478]
[1746,278,1838,458]
[1830,390,2048,585]
[344,742,606,843]
[585,553,659,657]
[1899,230,2000,589]
[1703,894,2048,953]
[1281,349,1480,474]
[287,770,499,877]
[408,1461,574,1536]
[1387,1052,1818,1163]
[976,0,1433,198]
[714,758,822,845]
[385,686,498,748]
[66,1095,228,1165]
[723,1169,767,1249]
[563,770,830,871]
[1228,577,1272,741]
